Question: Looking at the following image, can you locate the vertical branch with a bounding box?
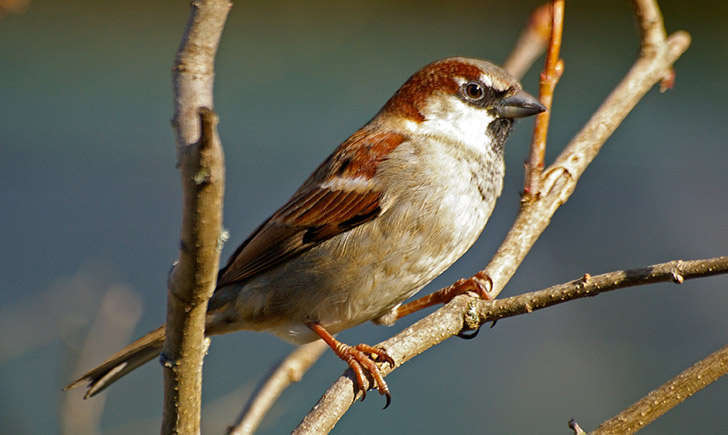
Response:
[632,0,668,53]
[163,1,231,433]
[523,0,565,198]
[172,0,231,147]
[632,0,674,91]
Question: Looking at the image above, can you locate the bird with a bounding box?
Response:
[65,57,545,407]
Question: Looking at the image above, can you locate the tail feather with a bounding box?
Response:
[65,326,165,399]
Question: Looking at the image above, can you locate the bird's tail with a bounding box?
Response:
[65,326,165,399]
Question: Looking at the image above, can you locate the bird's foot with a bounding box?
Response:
[307,323,395,408]
[442,271,493,302]
[336,342,394,408]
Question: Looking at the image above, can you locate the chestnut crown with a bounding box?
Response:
[381,57,544,122]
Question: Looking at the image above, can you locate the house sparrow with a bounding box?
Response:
[66,57,544,406]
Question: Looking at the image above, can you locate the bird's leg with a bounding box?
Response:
[394,271,493,319]
[307,322,395,408]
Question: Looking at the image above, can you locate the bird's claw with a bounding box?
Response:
[340,343,394,409]
[443,271,493,303]
[457,325,481,339]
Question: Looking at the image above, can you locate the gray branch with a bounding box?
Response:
[162,1,231,433]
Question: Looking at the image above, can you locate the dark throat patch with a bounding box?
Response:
[487,118,514,154]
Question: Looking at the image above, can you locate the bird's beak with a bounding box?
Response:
[496,90,546,119]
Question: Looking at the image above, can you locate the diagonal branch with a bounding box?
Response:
[294,0,691,431]
[592,344,728,434]
[163,0,231,433]
[227,340,329,435]
[295,256,726,433]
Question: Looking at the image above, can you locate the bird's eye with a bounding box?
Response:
[463,82,485,100]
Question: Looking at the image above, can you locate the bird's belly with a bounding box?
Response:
[220,181,493,344]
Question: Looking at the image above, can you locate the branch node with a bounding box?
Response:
[218,228,230,252]
[193,168,211,185]
[463,300,480,330]
[659,67,676,92]
[540,165,573,198]
[159,352,176,369]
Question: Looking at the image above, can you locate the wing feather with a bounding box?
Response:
[215,130,407,288]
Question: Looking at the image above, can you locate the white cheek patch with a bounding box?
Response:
[417,95,497,154]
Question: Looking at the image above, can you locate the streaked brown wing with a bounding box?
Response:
[215,129,406,289]
[216,187,381,287]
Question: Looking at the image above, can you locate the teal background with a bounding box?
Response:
[1,1,727,433]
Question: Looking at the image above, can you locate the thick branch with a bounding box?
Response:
[163,107,226,434]
[294,257,724,433]
[163,1,230,433]
[592,344,728,434]
[172,0,231,147]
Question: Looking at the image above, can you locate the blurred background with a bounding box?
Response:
[2,0,727,433]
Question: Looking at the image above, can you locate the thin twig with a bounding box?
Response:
[632,0,667,54]
[294,1,691,430]
[163,0,231,432]
[294,256,721,433]
[592,344,728,434]
[227,341,328,435]
[523,0,565,198]
[632,0,674,91]
[503,3,552,79]
[472,257,728,325]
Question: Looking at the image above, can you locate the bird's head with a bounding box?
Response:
[380,57,545,152]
